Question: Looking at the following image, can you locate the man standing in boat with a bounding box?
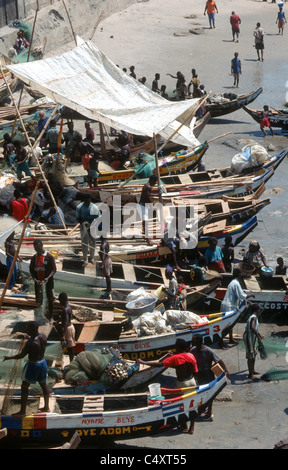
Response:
[29,239,56,320]
[220,268,255,349]
[54,292,75,363]
[3,321,50,417]
[138,174,158,245]
[76,194,100,267]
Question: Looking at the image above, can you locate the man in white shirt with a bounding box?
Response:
[220,268,255,349]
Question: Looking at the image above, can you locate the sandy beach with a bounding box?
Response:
[1,0,288,452]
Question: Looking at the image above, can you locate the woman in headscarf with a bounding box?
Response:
[243,240,268,273]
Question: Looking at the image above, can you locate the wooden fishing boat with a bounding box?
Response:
[209,272,288,316]
[0,372,227,446]
[54,300,247,359]
[0,247,221,302]
[243,106,288,130]
[171,195,270,225]
[0,337,167,396]
[94,214,259,261]
[0,75,18,106]
[87,149,286,203]
[0,300,247,362]
[24,85,45,101]
[205,87,262,118]
[197,214,258,249]
[160,167,274,200]
[69,141,209,185]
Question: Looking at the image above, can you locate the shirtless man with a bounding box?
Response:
[55,293,75,362]
[3,321,50,417]
[5,232,19,290]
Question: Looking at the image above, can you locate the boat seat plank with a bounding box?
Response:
[122,264,137,282]
[83,396,104,412]
[244,276,261,292]
[101,311,115,322]
[39,396,57,413]
[178,174,193,185]
[77,323,100,342]
[203,219,226,234]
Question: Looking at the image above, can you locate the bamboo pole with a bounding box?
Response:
[156,91,212,156]
[0,182,40,310]
[12,5,39,136]
[0,69,66,229]
[90,10,104,41]
[62,0,78,46]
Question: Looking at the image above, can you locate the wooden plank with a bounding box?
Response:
[60,431,81,449]
[101,311,115,322]
[244,276,261,292]
[39,396,57,413]
[203,219,227,234]
[77,323,100,342]
[122,263,137,282]
[83,396,104,412]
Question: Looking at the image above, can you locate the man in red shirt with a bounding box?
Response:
[230,11,241,42]
[137,338,198,434]
[11,189,29,222]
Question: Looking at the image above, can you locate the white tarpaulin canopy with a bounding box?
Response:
[6,38,201,148]
[0,219,22,247]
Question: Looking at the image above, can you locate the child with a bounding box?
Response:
[176,274,188,310]
[260,105,274,137]
[275,257,287,275]
[221,235,234,273]
[88,153,99,188]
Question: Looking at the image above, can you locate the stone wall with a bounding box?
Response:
[0,0,136,57]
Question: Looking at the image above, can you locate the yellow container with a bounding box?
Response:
[50,250,59,259]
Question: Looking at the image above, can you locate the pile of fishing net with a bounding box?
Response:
[63,347,136,386]
[133,153,156,178]
[210,92,237,104]
[230,144,269,174]
[132,310,208,336]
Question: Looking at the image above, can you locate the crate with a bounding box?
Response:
[211,363,224,377]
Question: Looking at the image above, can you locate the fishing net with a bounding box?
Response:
[63,347,137,387]
[0,341,63,411]
[0,110,52,147]
[9,20,33,40]
[239,335,288,381]
[133,152,156,179]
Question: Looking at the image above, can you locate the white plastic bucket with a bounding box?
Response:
[148,383,161,397]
